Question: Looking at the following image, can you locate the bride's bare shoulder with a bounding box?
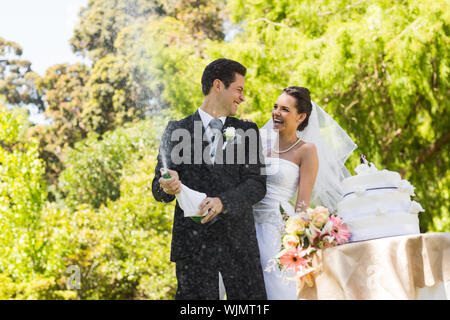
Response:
[298,141,317,152]
[296,142,318,161]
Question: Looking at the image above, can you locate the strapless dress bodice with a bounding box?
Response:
[253,157,300,226]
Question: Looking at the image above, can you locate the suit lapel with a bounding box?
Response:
[215,117,238,167]
[222,116,235,133]
[190,110,213,167]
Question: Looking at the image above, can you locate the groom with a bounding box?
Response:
[152,58,267,300]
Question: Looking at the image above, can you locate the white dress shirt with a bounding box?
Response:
[198,108,226,163]
[197,107,226,142]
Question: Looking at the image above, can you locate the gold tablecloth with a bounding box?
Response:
[298,232,450,300]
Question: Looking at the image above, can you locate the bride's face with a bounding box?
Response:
[272,93,305,134]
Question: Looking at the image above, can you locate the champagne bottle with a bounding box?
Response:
[161,168,204,224]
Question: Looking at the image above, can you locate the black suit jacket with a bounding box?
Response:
[152,111,267,262]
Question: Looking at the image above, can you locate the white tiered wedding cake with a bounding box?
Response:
[337,157,424,242]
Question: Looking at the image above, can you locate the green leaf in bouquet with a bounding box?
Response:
[279,203,289,222]
[302,237,310,249]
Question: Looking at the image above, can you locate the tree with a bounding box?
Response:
[71,0,225,60]
[53,118,175,299]
[71,0,166,61]
[25,63,90,188]
[69,0,168,129]
[161,0,225,41]
[0,106,53,296]
[82,54,146,134]
[0,37,43,109]
[0,111,176,299]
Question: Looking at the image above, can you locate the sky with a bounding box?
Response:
[0,0,89,75]
[0,0,89,123]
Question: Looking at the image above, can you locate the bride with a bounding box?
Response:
[253,86,357,299]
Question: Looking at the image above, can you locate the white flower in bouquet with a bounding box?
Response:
[305,223,322,243]
[320,219,334,237]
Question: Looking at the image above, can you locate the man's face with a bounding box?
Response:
[219,73,245,116]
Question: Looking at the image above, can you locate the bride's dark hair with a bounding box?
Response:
[282,86,312,131]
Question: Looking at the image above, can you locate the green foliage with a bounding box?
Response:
[161,0,226,41]
[84,54,145,133]
[71,0,165,61]
[29,63,90,187]
[0,114,175,299]
[0,107,59,298]
[0,37,43,109]
[139,17,207,117]
[56,118,176,299]
[58,118,163,209]
[68,154,176,299]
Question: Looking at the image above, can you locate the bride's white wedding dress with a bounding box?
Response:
[252,156,299,300]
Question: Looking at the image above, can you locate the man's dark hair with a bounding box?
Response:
[201,58,247,96]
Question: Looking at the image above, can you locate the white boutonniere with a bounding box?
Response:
[222,127,236,150]
[223,127,236,141]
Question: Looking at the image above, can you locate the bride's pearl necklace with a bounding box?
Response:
[272,138,302,154]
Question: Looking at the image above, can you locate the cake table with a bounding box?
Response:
[298,232,450,300]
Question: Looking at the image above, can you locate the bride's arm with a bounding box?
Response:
[295,142,319,212]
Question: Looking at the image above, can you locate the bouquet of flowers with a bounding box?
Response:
[274,205,351,290]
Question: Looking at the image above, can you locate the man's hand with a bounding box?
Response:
[199,197,223,224]
[158,168,182,195]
